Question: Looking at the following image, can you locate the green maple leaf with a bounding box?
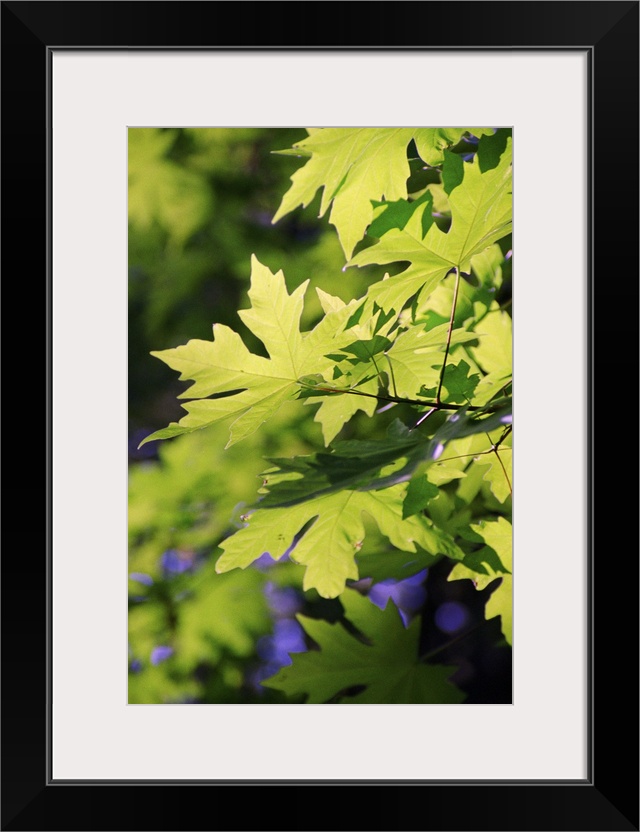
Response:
[139,256,358,449]
[448,516,512,644]
[306,375,379,446]
[356,547,439,583]
[385,321,480,399]
[257,432,425,507]
[301,297,397,445]
[472,369,512,407]
[403,474,439,518]
[412,127,496,165]
[245,410,508,514]
[216,482,463,599]
[349,131,512,313]
[262,589,465,703]
[256,420,461,502]
[470,446,513,504]
[422,359,480,404]
[272,127,495,259]
[486,572,513,646]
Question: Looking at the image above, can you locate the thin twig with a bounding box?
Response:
[305,384,507,414]
[419,620,488,663]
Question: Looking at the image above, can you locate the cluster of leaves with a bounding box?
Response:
[134,127,513,704]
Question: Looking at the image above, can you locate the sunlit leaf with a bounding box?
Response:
[273,127,495,258]
[216,481,463,599]
[349,132,512,312]
[140,256,359,448]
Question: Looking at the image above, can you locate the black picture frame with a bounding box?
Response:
[2,2,638,830]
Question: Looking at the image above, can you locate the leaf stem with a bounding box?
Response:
[436,266,462,406]
[492,448,512,495]
[384,353,399,399]
[437,442,508,465]
[483,424,512,497]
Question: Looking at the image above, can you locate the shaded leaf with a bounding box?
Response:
[403,475,439,518]
[263,589,465,703]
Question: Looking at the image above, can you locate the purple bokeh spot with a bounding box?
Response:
[252,552,279,570]
[160,549,194,577]
[264,582,302,617]
[274,618,307,652]
[369,569,428,626]
[150,645,174,666]
[435,601,469,635]
[256,618,307,668]
[252,547,293,571]
[128,428,159,461]
[129,572,153,586]
[249,662,285,690]
[129,659,143,673]
[246,208,274,228]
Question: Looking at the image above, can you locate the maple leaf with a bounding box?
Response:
[216,482,463,599]
[272,127,495,259]
[139,256,357,449]
[348,131,512,313]
[300,295,396,444]
[384,322,480,399]
[262,589,465,703]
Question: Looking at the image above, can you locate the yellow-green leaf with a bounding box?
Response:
[273,128,494,259]
[140,256,358,448]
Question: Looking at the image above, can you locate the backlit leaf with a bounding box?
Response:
[349,132,512,312]
[140,256,358,448]
[273,127,495,258]
[216,482,463,599]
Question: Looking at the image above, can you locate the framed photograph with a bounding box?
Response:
[3,1,638,830]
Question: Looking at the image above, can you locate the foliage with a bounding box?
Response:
[130,127,513,704]
[262,589,465,704]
